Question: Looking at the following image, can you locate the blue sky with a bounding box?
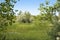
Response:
[0,0,56,15]
[14,0,56,15]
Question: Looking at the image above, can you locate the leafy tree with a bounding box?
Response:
[18,11,33,23]
[24,12,31,23]
[0,0,17,40]
[38,0,60,40]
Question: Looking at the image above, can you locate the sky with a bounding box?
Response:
[14,0,56,15]
[0,0,57,15]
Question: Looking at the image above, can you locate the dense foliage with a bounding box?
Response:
[38,0,60,40]
[0,0,16,40]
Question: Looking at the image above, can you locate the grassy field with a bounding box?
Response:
[5,22,52,40]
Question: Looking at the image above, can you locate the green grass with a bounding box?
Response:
[5,22,52,40]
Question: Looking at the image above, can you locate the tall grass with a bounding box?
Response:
[5,22,52,40]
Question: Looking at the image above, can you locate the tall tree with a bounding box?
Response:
[0,0,17,40]
[38,0,60,40]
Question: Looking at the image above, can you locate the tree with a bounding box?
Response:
[38,0,60,40]
[18,11,33,23]
[0,0,17,40]
[24,12,31,23]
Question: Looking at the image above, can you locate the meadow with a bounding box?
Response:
[5,22,52,40]
[0,0,60,40]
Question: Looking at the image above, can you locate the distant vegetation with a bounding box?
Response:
[0,0,60,40]
[17,11,34,23]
